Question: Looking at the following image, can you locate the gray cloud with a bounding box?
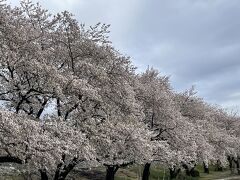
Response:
[7,0,240,110]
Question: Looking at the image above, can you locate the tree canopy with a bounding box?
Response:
[0,1,240,180]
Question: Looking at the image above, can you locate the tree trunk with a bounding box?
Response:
[216,160,223,171]
[182,164,190,176]
[237,157,240,175]
[182,163,199,177]
[53,162,63,180]
[234,157,240,175]
[203,162,209,174]
[228,156,234,174]
[188,167,199,177]
[142,163,151,180]
[169,167,180,179]
[105,165,119,180]
[54,157,78,180]
[39,169,48,180]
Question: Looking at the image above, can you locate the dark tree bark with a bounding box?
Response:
[57,98,62,117]
[169,167,180,179]
[105,165,119,180]
[228,156,233,169]
[53,157,78,180]
[142,163,151,180]
[182,164,189,175]
[203,162,209,174]
[0,156,22,164]
[39,169,48,180]
[237,157,240,175]
[228,156,234,174]
[36,98,48,118]
[53,162,64,180]
[182,163,199,177]
[188,167,199,177]
[216,160,223,171]
[234,157,240,175]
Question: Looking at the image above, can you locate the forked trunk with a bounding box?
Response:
[53,157,78,180]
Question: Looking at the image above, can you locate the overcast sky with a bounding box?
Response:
[8,0,240,111]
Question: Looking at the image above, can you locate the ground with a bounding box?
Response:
[1,163,240,180]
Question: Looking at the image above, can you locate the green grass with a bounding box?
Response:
[1,164,240,180]
[114,164,240,180]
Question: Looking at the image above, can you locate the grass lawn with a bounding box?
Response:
[1,163,240,180]
[114,164,240,180]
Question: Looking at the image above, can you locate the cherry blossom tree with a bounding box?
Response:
[173,87,239,175]
[1,1,240,180]
[0,109,95,180]
[85,119,154,180]
[0,1,155,180]
[136,68,198,179]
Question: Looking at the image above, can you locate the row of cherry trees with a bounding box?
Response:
[0,1,239,180]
